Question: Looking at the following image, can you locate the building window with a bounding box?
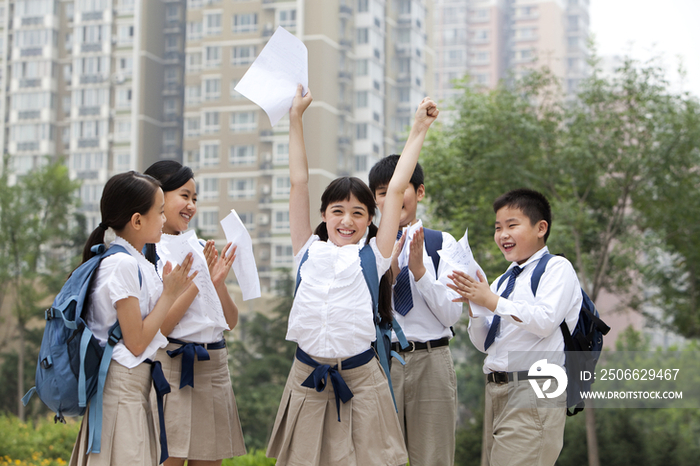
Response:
[203,77,221,100]
[197,208,220,234]
[238,212,255,230]
[233,13,257,33]
[228,178,255,199]
[163,128,177,146]
[165,35,179,51]
[231,46,256,66]
[355,154,368,172]
[278,9,296,29]
[273,210,290,231]
[165,4,179,20]
[356,59,368,76]
[356,123,368,140]
[357,0,368,13]
[115,88,132,108]
[187,21,203,41]
[274,244,294,266]
[230,111,256,132]
[229,145,256,165]
[200,177,219,200]
[117,24,134,44]
[203,111,220,133]
[357,28,369,44]
[186,52,202,71]
[185,85,201,104]
[204,12,222,35]
[273,175,290,198]
[356,91,368,108]
[201,142,220,167]
[273,141,289,165]
[204,46,221,67]
[185,117,200,137]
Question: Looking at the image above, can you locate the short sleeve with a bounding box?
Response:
[369,237,391,276]
[293,235,319,275]
[102,254,141,308]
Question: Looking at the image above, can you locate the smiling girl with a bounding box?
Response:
[143,161,246,466]
[266,86,438,466]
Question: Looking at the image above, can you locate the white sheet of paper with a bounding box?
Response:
[159,231,226,321]
[438,228,492,317]
[220,209,261,301]
[234,27,308,127]
[397,220,423,268]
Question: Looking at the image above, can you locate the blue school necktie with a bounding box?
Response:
[483,265,522,350]
[393,230,414,316]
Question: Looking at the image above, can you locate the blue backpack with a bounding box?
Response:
[22,244,141,453]
[499,253,611,415]
[295,244,409,408]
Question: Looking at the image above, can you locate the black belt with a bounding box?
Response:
[487,371,551,384]
[391,336,450,353]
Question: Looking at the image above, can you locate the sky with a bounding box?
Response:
[589,0,700,98]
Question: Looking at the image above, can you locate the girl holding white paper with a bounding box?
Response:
[266,86,438,465]
[144,160,246,466]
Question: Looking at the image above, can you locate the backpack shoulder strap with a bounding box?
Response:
[422,228,443,276]
[103,244,142,288]
[294,248,310,297]
[530,253,555,296]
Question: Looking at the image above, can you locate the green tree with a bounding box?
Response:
[0,157,82,420]
[230,270,296,450]
[422,55,700,466]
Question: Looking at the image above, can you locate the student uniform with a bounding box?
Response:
[467,247,582,466]
[267,235,408,466]
[389,229,463,466]
[154,233,246,461]
[70,237,168,466]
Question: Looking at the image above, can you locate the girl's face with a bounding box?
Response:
[141,188,166,244]
[163,178,197,235]
[322,194,373,247]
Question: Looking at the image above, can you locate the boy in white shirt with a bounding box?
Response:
[448,188,582,466]
[369,156,463,466]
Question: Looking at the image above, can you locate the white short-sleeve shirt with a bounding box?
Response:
[286,235,391,359]
[86,236,168,368]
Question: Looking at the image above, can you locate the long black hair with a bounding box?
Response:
[82,171,161,263]
[314,177,394,322]
[142,160,195,264]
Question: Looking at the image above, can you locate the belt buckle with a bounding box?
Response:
[409,341,416,353]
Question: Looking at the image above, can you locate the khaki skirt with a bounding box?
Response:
[267,353,408,466]
[69,361,157,466]
[156,342,246,461]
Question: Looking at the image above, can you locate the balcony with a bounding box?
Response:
[19,78,41,88]
[80,75,106,84]
[82,11,104,21]
[339,5,352,17]
[81,43,102,53]
[17,142,39,151]
[18,110,41,120]
[77,138,100,148]
[79,106,101,116]
[20,48,43,57]
[21,16,43,26]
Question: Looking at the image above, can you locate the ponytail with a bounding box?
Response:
[313,221,329,242]
[144,243,157,266]
[81,224,107,263]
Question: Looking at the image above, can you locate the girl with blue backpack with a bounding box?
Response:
[265,86,439,465]
[69,171,196,465]
[143,160,247,466]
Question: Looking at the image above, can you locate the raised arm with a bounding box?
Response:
[375,98,438,257]
[288,85,314,255]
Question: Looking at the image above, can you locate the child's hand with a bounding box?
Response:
[209,243,236,289]
[290,84,313,119]
[203,240,218,277]
[162,253,198,298]
[413,97,439,131]
[408,227,426,281]
[447,270,498,311]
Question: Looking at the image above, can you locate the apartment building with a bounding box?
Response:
[432,0,589,103]
[184,0,431,293]
[0,0,186,231]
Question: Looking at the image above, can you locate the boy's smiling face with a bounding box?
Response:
[374,184,425,228]
[494,205,548,265]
